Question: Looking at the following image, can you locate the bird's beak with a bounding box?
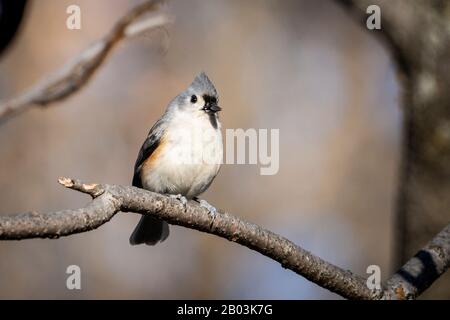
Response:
[203,103,221,113]
[209,104,222,112]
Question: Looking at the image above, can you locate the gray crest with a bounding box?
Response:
[189,72,218,97]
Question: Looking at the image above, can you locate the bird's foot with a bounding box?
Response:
[169,194,188,207]
[194,197,217,217]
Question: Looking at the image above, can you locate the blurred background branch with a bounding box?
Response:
[0,0,171,123]
[337,0,450,299]
[0,177,448,300]
[0,1,28,57]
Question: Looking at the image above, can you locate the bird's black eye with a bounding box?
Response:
[190,95,197,103]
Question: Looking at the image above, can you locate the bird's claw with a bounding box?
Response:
[199,199,217,217]
[169,194,188,207]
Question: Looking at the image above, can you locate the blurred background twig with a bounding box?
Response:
[0,0,171,123]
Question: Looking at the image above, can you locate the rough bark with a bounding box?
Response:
[383,223,450,299]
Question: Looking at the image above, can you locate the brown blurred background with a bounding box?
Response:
[0,0,403,299]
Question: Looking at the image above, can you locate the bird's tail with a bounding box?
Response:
[129,215,170,246]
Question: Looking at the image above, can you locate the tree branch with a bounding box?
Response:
[0,0,172,123]
[383,223,450,299]
[0,177,374,300]
[0,178,448,299]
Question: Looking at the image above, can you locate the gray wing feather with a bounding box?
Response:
[130,115,170,246]
[132,117,168,188]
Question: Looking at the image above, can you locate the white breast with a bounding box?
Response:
[141,110,223,199]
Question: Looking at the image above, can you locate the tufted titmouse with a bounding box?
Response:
[130,72,223,246]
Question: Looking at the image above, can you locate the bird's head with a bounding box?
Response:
[174,72,221,115]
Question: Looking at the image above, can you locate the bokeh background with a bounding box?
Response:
[0,0,403,299]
